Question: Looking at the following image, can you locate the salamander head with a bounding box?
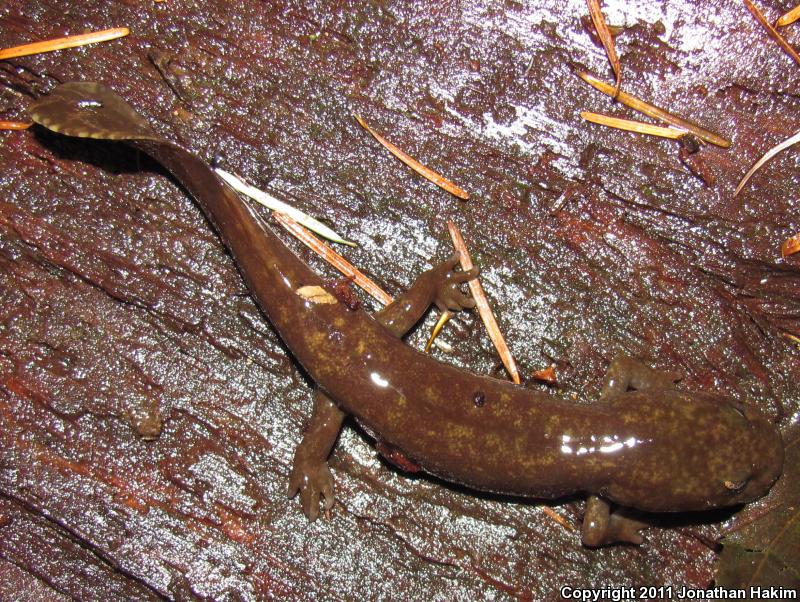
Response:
[606,393,784,512]
[716,403,784,506]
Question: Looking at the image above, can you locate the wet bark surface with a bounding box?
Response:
[1,0,799,599]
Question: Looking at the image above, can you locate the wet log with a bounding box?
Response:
[1,0,798,598]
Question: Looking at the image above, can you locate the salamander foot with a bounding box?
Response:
[288,455,336,522]
[581,495,649,546]
[601,354,681,400]
[432,253,479,312]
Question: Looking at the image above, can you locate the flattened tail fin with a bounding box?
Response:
[29,82,159,142]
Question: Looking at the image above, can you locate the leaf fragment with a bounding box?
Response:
[575,69,730,147]
[716,427,800,589]
[296,285,338,305]
[531,365,558,384]
[354,114,469,200]
[447,221,521,385]
[586,0,621,96]
[0,27,129,61]
[734,128,800,197]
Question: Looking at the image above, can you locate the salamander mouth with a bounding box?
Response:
[732,415,784,503]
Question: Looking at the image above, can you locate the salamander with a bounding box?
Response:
[29,82,784,546]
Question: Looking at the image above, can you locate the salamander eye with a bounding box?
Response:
[723,478,748,493]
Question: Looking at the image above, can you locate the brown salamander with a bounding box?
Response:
[29,83,784,546]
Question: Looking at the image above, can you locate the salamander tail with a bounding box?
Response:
[29,82,158,141]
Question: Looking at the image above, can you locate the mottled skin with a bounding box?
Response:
[29,83,785,546]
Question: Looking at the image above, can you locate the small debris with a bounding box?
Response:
[531,365,558,384]
[549,184,581,215]
[781,232,800,257]
[679,135,715,185]
[326,276,361,310]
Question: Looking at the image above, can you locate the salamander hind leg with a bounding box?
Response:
[581,495,649,546]
[288,391,345,521]
[600,354,681,400]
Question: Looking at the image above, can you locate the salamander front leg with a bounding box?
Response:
[581,495,649,546]
[601,354,681,399]
[288,390,344,521]
[375,252,477,338]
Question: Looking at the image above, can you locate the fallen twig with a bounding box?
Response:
[354,114,469,200]
[447,221,521,384]
[0,27,129,61]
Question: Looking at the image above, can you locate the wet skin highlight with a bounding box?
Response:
[29,83,785,546]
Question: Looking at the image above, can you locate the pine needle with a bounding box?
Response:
[424,311,453,352]
[580,111,687,139]
[215,168,355,246]
[586,0,621,96]
[354,114,469,200]
[271,212,392,306]
[776,4,800,27]
[743,0,800,66]
[447,221,521,384]
[0,120,31,130]
[575,69,730,147]
[0,27,129,61]
[734,128,800,196]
